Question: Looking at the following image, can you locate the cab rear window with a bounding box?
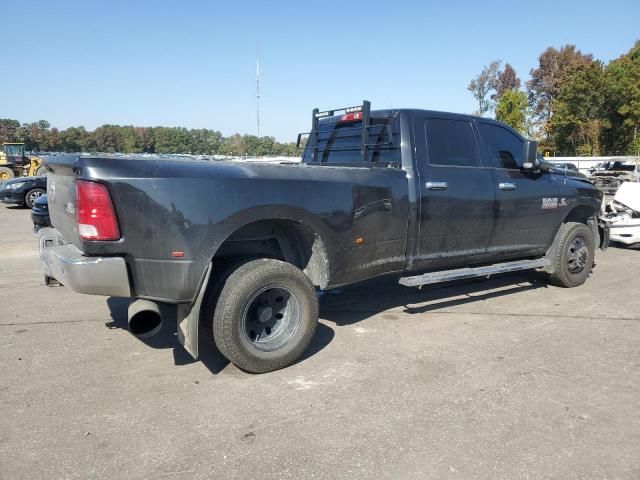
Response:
[302,117,400,165]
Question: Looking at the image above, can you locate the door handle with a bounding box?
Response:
[426,181,448,190]
[499,182,516,191]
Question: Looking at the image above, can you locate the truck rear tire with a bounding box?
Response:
[212,258,319,373]
[549,222,595,288]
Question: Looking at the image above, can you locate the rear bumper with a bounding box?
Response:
[39,228,131,297]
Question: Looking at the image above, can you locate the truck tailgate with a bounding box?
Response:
[46,155,83,248]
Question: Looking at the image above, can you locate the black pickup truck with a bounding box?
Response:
[40,101,608,373]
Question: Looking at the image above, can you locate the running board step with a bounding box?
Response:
[398,258,551,287]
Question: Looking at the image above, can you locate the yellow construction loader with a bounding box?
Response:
[0,143,46,180]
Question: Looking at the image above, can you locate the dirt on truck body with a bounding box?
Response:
[40,100,608,374]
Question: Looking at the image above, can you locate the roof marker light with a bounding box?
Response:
[337,112,363,124]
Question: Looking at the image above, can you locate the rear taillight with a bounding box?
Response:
[76,180,120,241]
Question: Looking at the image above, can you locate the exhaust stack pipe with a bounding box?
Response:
[128,299,163,338]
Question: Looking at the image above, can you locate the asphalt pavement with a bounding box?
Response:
[1,204,639,480]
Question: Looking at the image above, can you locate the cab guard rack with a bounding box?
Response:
[296,100,393,163]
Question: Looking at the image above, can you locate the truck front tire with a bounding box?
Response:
[212,258,319,373]
[549,222,595,288]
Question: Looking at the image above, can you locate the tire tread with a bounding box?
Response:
[549,222,594,288]
[212,258,318,373]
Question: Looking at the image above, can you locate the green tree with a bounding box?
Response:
[548,61,607,155]
[120,126,143,153]
[222,134,246,156]
[527,45,595,134]
[152,127,174,153]
[47,128,62,151]
[468,60,501,116]
[495,90,528,133]
[0,119,301,157]
[23,120,51,151]
[0,119,21,143]
[93,125,125,153]
[59,126,86,151]
[493,63,521,101]
[604,40,640,154]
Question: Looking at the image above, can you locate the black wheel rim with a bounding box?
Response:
[242,285,301,352]
[28,190,44,204]
[567,236,589,274]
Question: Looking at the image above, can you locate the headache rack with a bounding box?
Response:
[296,100,394,163]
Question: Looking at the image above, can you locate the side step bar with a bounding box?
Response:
[398,258,551,287]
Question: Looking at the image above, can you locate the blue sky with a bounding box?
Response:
[2,0,638,141]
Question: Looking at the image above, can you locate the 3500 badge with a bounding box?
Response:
[542,197,568,209]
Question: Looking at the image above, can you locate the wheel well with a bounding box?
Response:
[564,205,597,225]
[562,205,602,249]
[212,219,329,288]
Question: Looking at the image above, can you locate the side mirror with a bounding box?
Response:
[296,132,310,149]
[522,140,538,169]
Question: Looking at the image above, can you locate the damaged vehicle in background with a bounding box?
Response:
[589,160,639,195]
[603,182,640,248]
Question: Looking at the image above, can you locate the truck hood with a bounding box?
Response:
[613,182,640,213]
[544,164,589,181]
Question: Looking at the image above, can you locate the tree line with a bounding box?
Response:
[468,40,640,156]
[0,120,300,157]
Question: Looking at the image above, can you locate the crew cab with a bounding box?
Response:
[40,101,608,373]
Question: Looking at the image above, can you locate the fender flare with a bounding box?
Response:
[178,207,333,360]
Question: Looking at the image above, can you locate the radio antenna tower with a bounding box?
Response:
[256,41,260,138]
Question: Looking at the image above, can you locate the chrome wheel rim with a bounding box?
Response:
[567,236,588,274]
[28,190,44,204]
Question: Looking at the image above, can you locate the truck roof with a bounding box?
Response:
[317,108,482,124]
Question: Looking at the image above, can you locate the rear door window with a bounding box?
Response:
[424,119,480,167]
[478,123,524,169]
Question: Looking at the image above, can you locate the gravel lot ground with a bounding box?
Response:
[1,203,639,480]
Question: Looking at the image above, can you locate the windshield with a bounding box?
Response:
[4,144,24,157]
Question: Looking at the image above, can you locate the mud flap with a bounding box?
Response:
[543,223,566,274]
[598,217,610,250]
[176,263,212,360]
